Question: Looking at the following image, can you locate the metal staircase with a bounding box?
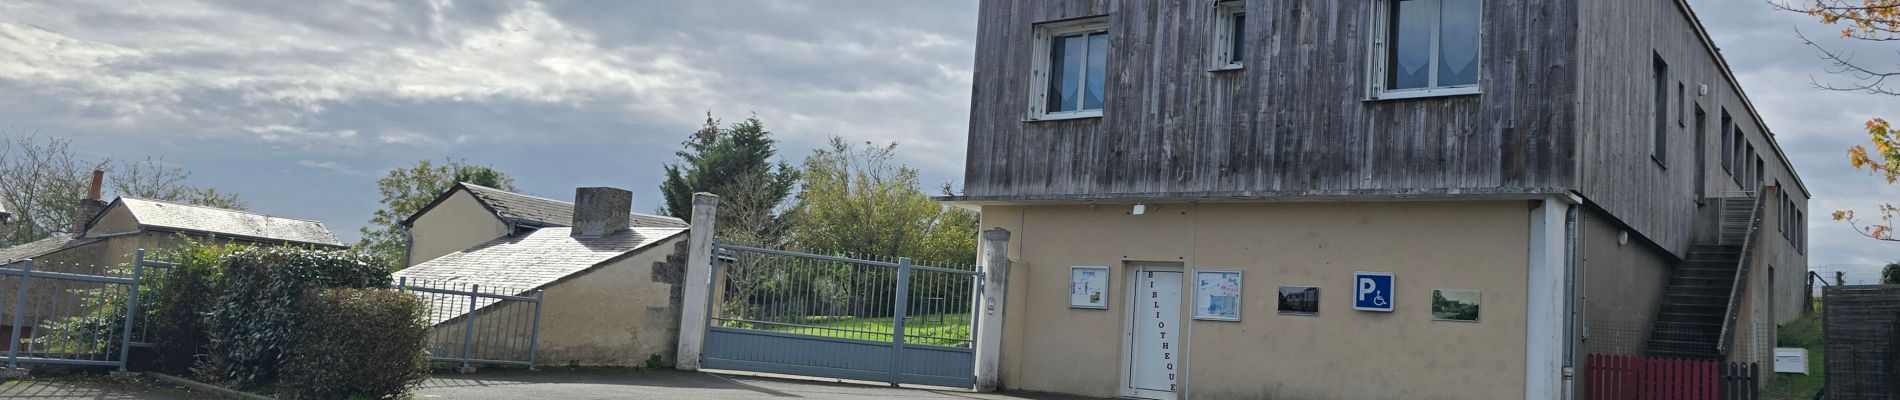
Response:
[1645,194,1765,360]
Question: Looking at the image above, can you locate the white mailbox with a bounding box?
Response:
[1773,347,1809,375]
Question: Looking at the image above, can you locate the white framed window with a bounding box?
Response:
[1367,0,1482,100]
[1029,17,1110,120]
[1211,1,1247,70]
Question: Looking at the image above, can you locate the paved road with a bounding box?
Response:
[417,369,1100,400]
[0,378,192,400]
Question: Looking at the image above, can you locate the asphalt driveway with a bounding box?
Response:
[416,368,1099,400]
[0,377,193,400]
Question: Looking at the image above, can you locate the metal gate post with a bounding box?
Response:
[460,284,479,373]
[527,289,543,370]
[7,259,31,369]
[889,257,911,386]
[117,250,147,372]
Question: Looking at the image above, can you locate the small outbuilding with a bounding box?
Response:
[393,185,690,367]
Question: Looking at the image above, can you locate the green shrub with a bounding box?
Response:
[279,288,430,400]
[28,238,243,372]
[202,247,387,389]
[143,238,242,374]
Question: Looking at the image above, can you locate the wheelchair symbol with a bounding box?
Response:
[1356,273,1394,311]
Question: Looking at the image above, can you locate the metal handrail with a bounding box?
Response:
[1715,188,1770,357]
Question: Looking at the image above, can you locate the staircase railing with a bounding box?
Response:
[1715,188,1770,357]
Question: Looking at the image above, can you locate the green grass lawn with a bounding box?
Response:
[1763,304,1823,400]
[729,313,973,347]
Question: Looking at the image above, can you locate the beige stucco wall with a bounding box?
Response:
[408,190,509,266]
[981,201,1533,400]
[448,234,689,367]
[83,205,140,237]
[1578,208,1673,356]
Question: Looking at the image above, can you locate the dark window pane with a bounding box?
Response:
[1389,0,1433,90]
[1231,13,1246,63]
[1085,32,1107,111]
[1048,34,1085,113]
[1437,0,1480,87]
[1654,56,1668,162]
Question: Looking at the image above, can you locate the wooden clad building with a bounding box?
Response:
[940,0,1809,399]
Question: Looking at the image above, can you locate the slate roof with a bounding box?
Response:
[116,198,344,247]
[393,226,687,325]
[458,183,687,228]
[0,235,102,264]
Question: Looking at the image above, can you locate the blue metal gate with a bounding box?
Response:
[700,243,980,388]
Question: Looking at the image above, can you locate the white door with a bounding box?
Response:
[1126,268,1182,399]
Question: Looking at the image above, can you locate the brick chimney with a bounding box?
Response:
[572,187,631,238]
[73,169,106,235]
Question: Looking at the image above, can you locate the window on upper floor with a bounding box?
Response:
[1795,208,1805,253]
[1212,1,1247,70]
[1770,189,1786,237]
[1368,0,1482,100]
[1029,18,1110,120]
[1719,111,1734,174]
[1653,55,1669,166]
[1754,157,1765,191]
[1677,82,1687,127]
[1733,129,1748,186]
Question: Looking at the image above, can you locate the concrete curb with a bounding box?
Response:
[143,372,275,400]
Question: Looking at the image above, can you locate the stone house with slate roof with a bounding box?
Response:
[0,172,343,337]
[400,182,686,268]
[393,185,690,367]
[0,174,345,269]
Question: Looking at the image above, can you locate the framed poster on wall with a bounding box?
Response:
[1193,269,1243,321]
[1430,289,1481,322]
[1277,286,1320,316]
[1070,266,1109,309]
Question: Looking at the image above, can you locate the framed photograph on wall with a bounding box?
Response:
[1193,269,1243,321]
[1430,289,1481,322]
[1277,286,1320,316]
[1070,266,1109,309]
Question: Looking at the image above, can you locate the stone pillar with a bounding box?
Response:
[675,193,719,371]
[973,228,1011,392]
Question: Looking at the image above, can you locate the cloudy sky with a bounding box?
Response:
[0,1,1894,278]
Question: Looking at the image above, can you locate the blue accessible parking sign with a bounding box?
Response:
[1353,272,1394,312]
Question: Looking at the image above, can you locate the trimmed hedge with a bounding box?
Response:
[201,247,389,389]
[144,239,240,374]
[280,288,430,400]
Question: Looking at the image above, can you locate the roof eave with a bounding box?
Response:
[139,225,348,249]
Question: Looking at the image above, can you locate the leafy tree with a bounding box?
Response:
[111,157,248,210]
[660,113,799,244]
[358,159,514,269]
[0,133,95,246]
[777,137,979,319]
[1774,2,1900,239]
[788,137,977,265]
[1885,261,1900,284]
[0,133,245,247]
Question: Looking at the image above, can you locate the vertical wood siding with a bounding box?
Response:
[964,0,1580,197]
[1576,0,1809,258]
[962,0,1807,261]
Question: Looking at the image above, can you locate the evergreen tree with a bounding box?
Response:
[660,113,799,244]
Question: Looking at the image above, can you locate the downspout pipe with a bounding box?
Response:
[1563,204,1579,400]
[401,225,415,269]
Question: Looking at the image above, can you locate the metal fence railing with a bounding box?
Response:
[398,278,543,370]
[0,256,152,371]
[709,243,980,348]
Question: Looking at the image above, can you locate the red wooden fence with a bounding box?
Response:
[1585,354,1757,400]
